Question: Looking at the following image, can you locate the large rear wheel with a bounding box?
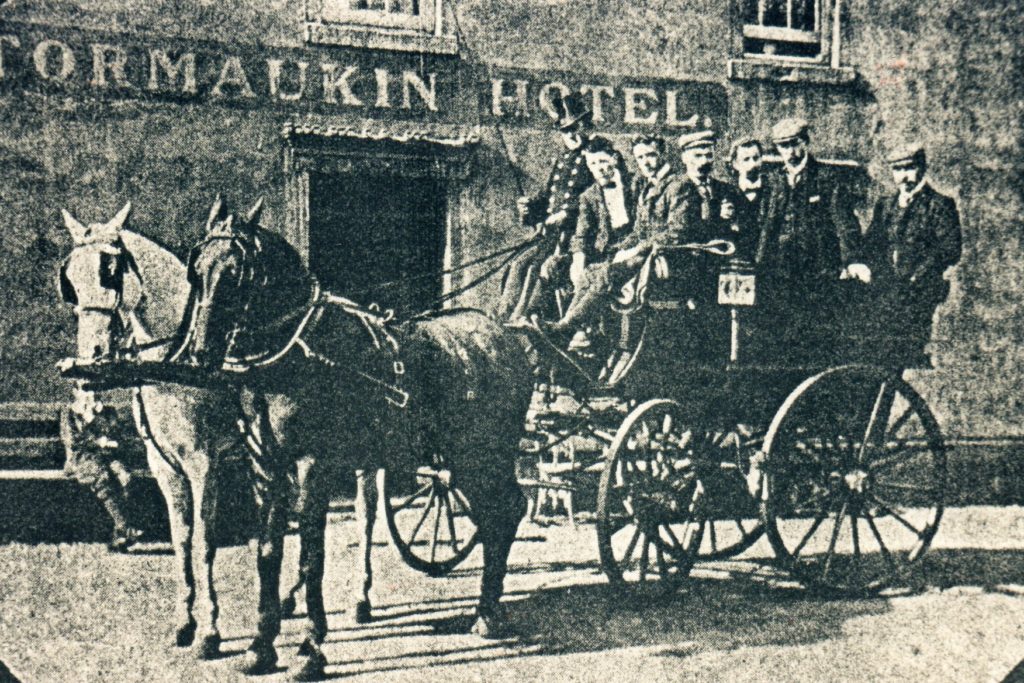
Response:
[761,366,946,594]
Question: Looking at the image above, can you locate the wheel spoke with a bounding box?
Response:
[864,512,900,576]
[851,511,861,564]
[661,523,686,555]
[792,513,828,559]
[443,491,460,553]
[638,539,650,582]
[656,544,669,578]
[429,492,442,563]
[857,381,892,464]
[822,500,848,580]
[394,482,433,513]
[869,443,934,473]
[887,406,915,439]
[707,519,718,553]
[867,494,927,540]
[620,525,643,565]
[408,488,437,545]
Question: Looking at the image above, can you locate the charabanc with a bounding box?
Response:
[385,242,947,596]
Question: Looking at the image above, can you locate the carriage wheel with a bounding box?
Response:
[761,366,946,594]
[597,400,705,595]
[694,426,766,561]
[382,460,479,577]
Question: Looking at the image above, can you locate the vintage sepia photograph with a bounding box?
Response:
[0,1,1021,681]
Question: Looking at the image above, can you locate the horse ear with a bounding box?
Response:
[206,195,227,232]
[108,201,132,233]
[245,197,264,226]
[62,209,89,245]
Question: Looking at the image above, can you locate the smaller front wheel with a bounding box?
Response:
[597,400,705,596]
[382,461,479,577]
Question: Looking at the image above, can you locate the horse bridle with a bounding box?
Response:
[59,240,143,358]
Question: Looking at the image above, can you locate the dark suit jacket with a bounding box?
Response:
[730,175,777,263]
[630,168,683,243]
[569,176,636,263]
[664,174,736,245]
[757,157,863,296]
[862,183,962,304]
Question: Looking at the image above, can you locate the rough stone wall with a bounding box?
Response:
[0,0,1020,440]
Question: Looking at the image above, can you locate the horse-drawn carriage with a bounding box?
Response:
[385,245,946,596]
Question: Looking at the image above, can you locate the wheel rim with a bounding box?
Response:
[762,367,945,593]
[597,400,706,594]
[382,461,480,577]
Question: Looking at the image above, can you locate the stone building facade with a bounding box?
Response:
[0,0,1019,451]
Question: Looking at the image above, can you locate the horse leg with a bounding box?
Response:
[282,456,317,618]
[145,446,196,647]
[352,468,378,624]
[186,456,221,660]
[293,467,331,682]
[464,464,526,639]
[240,470,289,675]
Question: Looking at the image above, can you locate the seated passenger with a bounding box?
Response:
[861,142,962,359]
[543,136,636,336]
[497,92,595,325]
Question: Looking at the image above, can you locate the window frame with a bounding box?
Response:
[304,0,458,54]
[740,0,836,64]
[318,0,438,34]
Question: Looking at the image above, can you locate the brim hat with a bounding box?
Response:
[771,117,810,144]
[550,91,592,131]
[678,129,717,151]
[886,142,926,167]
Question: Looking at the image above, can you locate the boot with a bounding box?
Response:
[93,481,143,552]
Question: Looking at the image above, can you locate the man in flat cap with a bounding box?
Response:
[497,91,595,324]
[861,142,962,358]
[756,118,867,343]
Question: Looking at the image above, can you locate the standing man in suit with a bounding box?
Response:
[729,137,773,263]
[497,92,595,324]
[862,142,962,357]
[757,117,868,304]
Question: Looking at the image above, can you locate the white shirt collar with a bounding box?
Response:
[785,155,809,185]
[738,175,762,192]
[898,178,927,208]
[653,164,671,184]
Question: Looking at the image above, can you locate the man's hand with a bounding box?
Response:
[720,199,736,221]
[544,210,568,228]
[539,254,564,281]
[569,253,587,289]
[516,196,531,220]
[840,263,872,283]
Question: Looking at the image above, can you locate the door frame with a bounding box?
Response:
[282,125,477,300]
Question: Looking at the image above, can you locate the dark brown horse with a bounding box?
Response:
[172,198,531,680]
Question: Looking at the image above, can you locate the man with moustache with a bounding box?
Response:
[861,142,962,358]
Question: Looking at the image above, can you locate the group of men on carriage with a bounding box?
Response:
[496,92,962,373]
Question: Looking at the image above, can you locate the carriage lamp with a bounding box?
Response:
[717,260,756,363]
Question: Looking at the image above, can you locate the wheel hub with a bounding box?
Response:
[843,469,869,494]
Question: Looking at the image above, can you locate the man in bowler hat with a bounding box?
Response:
[861,142,962,358]
[496,91,595,323]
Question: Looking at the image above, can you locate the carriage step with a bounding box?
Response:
[0,469,68,481]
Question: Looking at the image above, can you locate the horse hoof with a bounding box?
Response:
[471,614,505,640]
[352,601,372,625]
[239,644,278,675]
[291,649,327,682]
[194,633,221,660]
[281,595,297,618]
[174,620,197,648]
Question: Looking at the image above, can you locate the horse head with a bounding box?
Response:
[172,196,266,366]
[58,202,144,361]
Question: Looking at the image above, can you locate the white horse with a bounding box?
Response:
[57,203,380,663]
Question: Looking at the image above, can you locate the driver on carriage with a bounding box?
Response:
[538,124,738,347]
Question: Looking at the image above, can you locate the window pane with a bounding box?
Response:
[793,0,817,31]
[763,0,787,28]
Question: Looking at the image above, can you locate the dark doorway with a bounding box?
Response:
[308,172,446,316]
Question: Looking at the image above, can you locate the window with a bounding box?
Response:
[741,0,825,60]
[305,0,457,54]
[320,0,436,33]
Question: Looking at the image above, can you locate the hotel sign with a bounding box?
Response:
[0,22,726,129]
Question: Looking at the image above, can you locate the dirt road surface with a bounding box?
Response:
[1,505,1022,682]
